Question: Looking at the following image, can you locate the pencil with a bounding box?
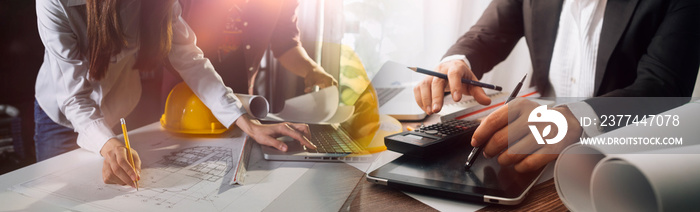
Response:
[120,118,139,191]
[408,67,502,91]
[464,74,527,171]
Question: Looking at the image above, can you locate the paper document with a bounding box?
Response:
[554,101,700,212]
[10,123,252,212]
[263,86,353,124]
[236,94,269,119]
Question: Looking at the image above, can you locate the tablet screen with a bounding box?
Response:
[370,142,543,198]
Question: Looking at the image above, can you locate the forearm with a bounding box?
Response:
[443,0,524,77]
[234,115,256,135]
[277,45,319,78]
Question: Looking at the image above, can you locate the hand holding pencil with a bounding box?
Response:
[99,119,141,189]
[120,118,139,190]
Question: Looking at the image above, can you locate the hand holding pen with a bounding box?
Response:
[465,74,527,171]
[412,60,494,115]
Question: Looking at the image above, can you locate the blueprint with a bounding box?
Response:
[9,124,257,212]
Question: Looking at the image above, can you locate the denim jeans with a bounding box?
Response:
[34,100,79,161]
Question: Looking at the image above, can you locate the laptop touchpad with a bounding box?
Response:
[276,136,305,152]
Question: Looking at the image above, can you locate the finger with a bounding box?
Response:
[256,135,288,152]
[109,161,134,187]
[114,148,139,183]
[514,149,558,173]
[480,117,530,159]
[321,78,335,88]
[467,74,491,105]
[446,66,466,102]
[479,104,533,156]
[131,150,142,180]
[282,123,316,149]
[419,78,433,114]
[288,123,311,137]
[311,78,331,89]
[482,125,510,158]
[430,76,447,113]
[315,83,330,89]
[498,149,529,168]
[497,134,540,166]
[102,154,123,185]
[331,79,339,87]
[413,85,426,113]
[471,104,510,147]
[102,160,116,184]
[108,174,124,185]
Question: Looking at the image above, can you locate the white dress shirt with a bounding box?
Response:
[549,0,607,137]
[549,0,607,98]
[35,0,245,155]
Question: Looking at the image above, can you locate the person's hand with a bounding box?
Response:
[304,66,338,93]
[235,115,317,151]
[413,59,491,115]
[100,138,141,187]
[471,99,583,173]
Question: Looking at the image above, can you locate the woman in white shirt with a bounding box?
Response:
[34,0,316,187]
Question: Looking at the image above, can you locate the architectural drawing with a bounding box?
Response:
[159,146,233,183]
[10,132,251,212]
[110,146,235,209]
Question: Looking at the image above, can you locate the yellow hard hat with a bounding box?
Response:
[160,82,227,134]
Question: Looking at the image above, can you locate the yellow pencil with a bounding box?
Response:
[120,118,139,191]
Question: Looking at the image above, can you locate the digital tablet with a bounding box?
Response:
[367,142,544,205]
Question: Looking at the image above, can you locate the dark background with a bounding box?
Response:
[0,0,44,173]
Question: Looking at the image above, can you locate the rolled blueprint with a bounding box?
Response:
[554,101,700,212]
[235,94,269,119]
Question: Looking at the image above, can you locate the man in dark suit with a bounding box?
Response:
[414,0,700,172]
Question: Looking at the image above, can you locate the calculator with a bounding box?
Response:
[385,119,480,157]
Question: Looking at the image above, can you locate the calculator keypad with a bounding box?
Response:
[385,119,480,157]
[415,120,480,138]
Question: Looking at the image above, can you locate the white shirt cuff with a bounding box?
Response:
[440,54,472,70]
[564,101,604,137]
[76,119,116,157]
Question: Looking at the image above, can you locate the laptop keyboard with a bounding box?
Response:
[376,87,405,107]
[307,126,364,154]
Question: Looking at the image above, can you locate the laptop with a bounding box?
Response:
[261,75,379,162]
[373,61,427,121]
[261,122,373,162]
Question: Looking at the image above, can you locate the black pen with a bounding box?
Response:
[408,67,502,91]
[464,74,527,171]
